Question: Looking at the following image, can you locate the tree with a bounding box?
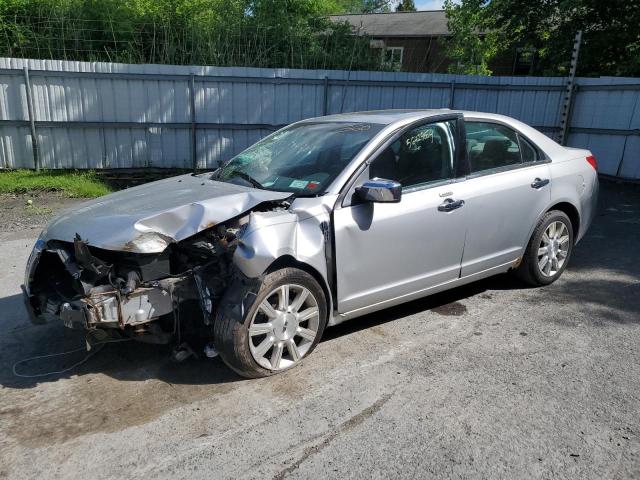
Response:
[0,0,388,70]
[336,0,392,13]
[443,0,640,77]
[395,0,416,12]
[443,0,497,75]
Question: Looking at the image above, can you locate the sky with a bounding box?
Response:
[414,0,446,10]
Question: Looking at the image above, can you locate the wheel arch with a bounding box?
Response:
[545,201,580,239]
[265,255,334,322]
[523,199,581,256]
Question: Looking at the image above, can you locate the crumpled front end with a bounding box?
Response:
[40,174,293,253]
[21,171,304,347]
[22,182,336,352]
[23,213,252,344]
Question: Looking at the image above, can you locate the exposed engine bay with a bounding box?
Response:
[23,200,289,349]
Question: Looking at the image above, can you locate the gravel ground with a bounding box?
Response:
[0,193,81,239]
[0,181,639,480]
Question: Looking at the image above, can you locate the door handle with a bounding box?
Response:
[531,178,550,189]
[438,198,465,212]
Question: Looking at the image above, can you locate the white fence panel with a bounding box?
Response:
[0,57,638,179]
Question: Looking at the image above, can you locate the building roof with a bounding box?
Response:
[329,11,450,38]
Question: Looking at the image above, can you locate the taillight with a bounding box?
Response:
[586,155,598,171]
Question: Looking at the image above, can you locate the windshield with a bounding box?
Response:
[214,122,384,195]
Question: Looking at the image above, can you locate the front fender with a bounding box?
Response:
[232,208,331,299]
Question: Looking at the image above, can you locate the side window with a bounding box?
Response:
[465,122,522,173]
[370,120,456,189]
[519,135,539,163]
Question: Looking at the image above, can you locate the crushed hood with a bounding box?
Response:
[42,174,292,253]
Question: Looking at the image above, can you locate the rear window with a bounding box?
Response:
[465,122,522,173]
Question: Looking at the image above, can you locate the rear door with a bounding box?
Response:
[457,120,551,276]
[333,117,468,315]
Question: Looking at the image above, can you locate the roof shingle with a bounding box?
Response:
[329,11,450,38]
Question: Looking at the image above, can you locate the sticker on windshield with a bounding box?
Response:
[306,181,320,190]
[289,180,309,189]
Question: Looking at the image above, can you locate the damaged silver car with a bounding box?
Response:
[23,110,598,377]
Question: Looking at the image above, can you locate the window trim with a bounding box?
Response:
[516,133,542,164]
[462,119,549,180]
[465,159,549,180]
[337,113,465,208]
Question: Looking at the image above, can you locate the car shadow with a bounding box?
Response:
[0,275,512,390]
[1,180,638,389]
[322,274,515,342]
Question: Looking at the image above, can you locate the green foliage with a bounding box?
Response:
[443,0,497,75]
[0,0,388,70]
[443,0,640,77]
[395,0,416,12]
[0,170,111,197]
[340,0,391,13]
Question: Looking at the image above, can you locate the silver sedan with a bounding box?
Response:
[23,110,599,377]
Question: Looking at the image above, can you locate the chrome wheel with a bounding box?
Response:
[537,221,570,277]
[248,284,320,371]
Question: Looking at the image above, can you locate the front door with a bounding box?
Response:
[333,118,467,315]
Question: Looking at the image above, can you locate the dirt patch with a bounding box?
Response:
[431,301,468,316]
[0,193,84,235]
[2,353,238,448]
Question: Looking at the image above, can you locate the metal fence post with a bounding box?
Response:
[23,66,40,171]
[558,30,582,146]
[322,76,329,116]
[449,80,456,109]
[189,73,197,172]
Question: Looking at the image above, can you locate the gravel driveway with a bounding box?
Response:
[0,183,639,479]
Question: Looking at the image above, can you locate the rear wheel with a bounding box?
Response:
[214,268,327,378]
[516,210,574,286]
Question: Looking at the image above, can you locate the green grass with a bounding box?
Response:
[25,204,54,215]
[0,170,112,198]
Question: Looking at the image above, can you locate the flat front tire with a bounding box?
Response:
[516,210,574,286]
[214,268,327,378]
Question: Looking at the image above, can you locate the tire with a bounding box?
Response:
[516,210,574,286]
[214,267,328,378]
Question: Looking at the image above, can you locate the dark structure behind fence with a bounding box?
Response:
[0,58,638,180]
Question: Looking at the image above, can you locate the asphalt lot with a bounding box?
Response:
[0,181,639,480]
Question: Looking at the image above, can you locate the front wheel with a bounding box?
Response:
[214,268,327,378]
[516,210,574,286]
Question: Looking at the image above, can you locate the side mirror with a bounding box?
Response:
[355,178,402,203]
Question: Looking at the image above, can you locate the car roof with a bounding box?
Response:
[301,109,520,126]
[302,109,451,125]
[298,109,566,162]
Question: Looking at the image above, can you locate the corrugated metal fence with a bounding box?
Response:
[0,58,639,179]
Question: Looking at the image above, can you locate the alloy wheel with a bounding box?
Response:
[248,284,320,371]
[537,221,570,277]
